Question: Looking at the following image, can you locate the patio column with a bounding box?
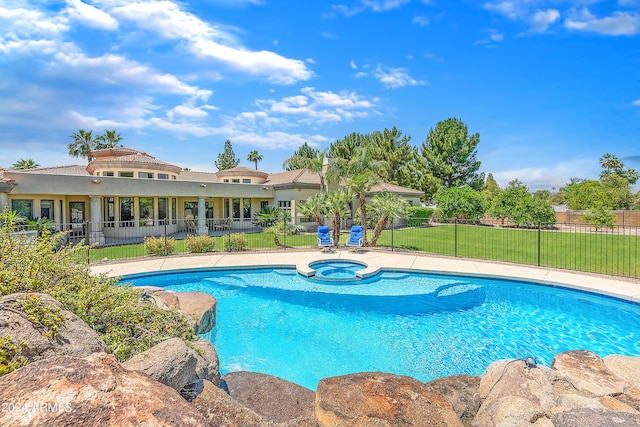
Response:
[197,197,207,235]
[89,196,105,246]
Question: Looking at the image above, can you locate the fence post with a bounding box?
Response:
[454,218,458,257]
[537,221,541,267]
[391,218,394,251]
[164,219,167,256]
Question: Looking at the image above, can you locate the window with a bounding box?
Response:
[224,199,230,218]
[120,197,134,226]
[103,171,114,177]
[223,179,229,183]
[69,201,85,224]
[232,198,241,219]
[158,198,168,223]
[242,178,251,184]
[139,197,154,226]
[118,171,134,178]
[12,199,32,220]
[278,201,291,209]
[171,198,177,224]
[158,173,169,180]
[260,201,269,210]
[232,179,240,183]
[138,172,154,179]
[40,200,53,220]
[243,198,251,219]
[171,175,177,180]
[104,197,115,226]
[205,201,214,219]
[184,201,198,219]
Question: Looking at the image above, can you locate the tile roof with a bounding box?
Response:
[177,170,220,182]
[264,169,321,186]
[369,182,423,195]
[15,165,91,176]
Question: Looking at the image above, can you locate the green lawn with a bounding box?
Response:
[89,225,640,278]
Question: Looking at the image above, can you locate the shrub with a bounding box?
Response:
[223,233,248,251]
[581,206,616,231]
[185,234,217,253]
[407,206,434,226]
[143,236,176,256]
[0,210,195,370]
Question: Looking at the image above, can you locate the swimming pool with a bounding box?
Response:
[124,267,640,390]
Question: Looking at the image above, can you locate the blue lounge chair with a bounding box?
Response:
[317,226,334,252]
[346,225,364,252]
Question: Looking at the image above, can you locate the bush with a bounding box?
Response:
[223,233,248,251]
[581,206,616,231]
[185,234,217,253]
[0,337,28,376]
[143,236,176,256]
[0,210,195,369]
[407,206,434,226]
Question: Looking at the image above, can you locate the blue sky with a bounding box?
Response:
[1,0,638,191]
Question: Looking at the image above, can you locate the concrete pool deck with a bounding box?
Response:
[90,249,640,303]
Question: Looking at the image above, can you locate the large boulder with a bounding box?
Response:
[551,350,627,397]
[315,371,463,427]
[551,408,640,426]
[223,371,316,424]
[191,379,278,427]
[143,289,216,334]
[123,337,220,393]
[0,352,210,427]
[424,375,481,426]
[0,293,106,362]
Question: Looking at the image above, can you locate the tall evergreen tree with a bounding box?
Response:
[419,118,484,200]
[215,140,240,171]
[369,127,417,188]
[283,142,320,171]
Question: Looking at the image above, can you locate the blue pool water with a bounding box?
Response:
[308,260,366,280]
[124,268,640,390]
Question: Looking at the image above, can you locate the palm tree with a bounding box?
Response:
[68,129,97,164]
[95,129,123,149]
[11,159,40,170]
[323,189,352,246]
[247,150,263,170]
[298,192,327,226]
[368,192,410,247]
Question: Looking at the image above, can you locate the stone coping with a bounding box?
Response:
[90,250,640,303]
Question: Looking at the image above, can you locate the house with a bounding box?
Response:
[0,147,423,245]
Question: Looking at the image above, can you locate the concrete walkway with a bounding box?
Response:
[90,249,640,303]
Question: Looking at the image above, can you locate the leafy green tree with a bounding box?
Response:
[581,205,616,231]
[489,180,556,227]
[11,159,40,169]
[369,127,418,188]
[329,132,368,160]
[68,129,97,164]
[95,129,123,149]
[283,142,320,171]
[215,140,240,170]
[599,153,638,185]
[565,175,633,210]
[247,150,263,170]
[419,118,484,200]
[434,186,487,221]
[482,172,500,205]
[367,192,410,246]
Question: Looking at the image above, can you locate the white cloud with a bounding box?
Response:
[412,15,430,26]
[633,99,640,106]
[110,1,313,84]
[374,65,426,89]
[51,52,212,99]
[531,9,560,33]
[0,5,69,38]
[483,1,527,20]
[331,0,410,17]
[66,0,118,30]
[566,9,640,35]
[350,60,357,69]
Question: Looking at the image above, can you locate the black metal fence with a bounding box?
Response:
[13,216,640,279]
